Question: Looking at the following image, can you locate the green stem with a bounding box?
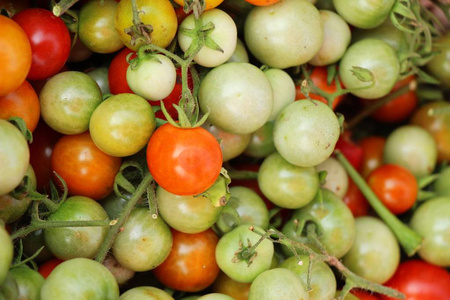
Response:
[11,219,111,240]
[52,0,79,17]
[95,172,153,263]
[335,151,422,256]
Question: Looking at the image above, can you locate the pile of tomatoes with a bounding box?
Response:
[0,0,450,299]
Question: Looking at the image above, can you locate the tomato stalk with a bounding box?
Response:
[335,151,423,257]
[52,0,79,17]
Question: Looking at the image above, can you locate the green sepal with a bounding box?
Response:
[198,168,231,207]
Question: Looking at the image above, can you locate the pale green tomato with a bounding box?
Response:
[244,121,276,158]
[410,197,450,267]
[197,294,235,300]
[119,286,174,300]
[309,10,351,66]
[9,267,44,300]
[227,38,249,63]
[426,30,450,88]
[315,157,348,198]
[332,0,395,29]
[0,225,13,286]
[273,100,340,167]
[244,0,323,69]
[126,54,176,101]
[343,216,400,284]
[228,186,270,229]
[435,166,450,197]
[383,125,438,178]
[199,62,273,135]
[264,68,296,121]
[178,9,237,68]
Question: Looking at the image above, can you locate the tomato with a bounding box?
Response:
[212,271,251,300]
[87,67,110,95]
[227,38,249,63]
[68,34,93,63]
[244,121,276,158]
[244,0,279,6]
[9,266,44,300]
[120,286,174,300]
[264,68,296,121]
[40,258,120,299]
[332,0,395,29]
[22,228,54,264]
[367,164,418,215]
[173,0,224,10]
[368,76,418,123]
[199,62,273,135]
[0,164,35,224]
[339,38,400,99]
[153,229,220,292]
[409,197,450,267]
[0,80,40,132]
[309,10,351,67]
[343,177,370,217]
[156,185,224,234]
[382,259,450,300]
[0,119,30,195]
[258,152,320,209]
[78,0,124,54]
[43,196,109,260]
[435,166,450,197]
[273,100,340,168]
[13,8,71,81]
[112,208,172,272]
[334,130,364,171]
[244,0,323,69]
[410,101,450,163]
[51,132,122,200]
[383,125,438,178]
[0,225,13,286]
[102,254,135,286]
[38,258,64,279]
[115,0,178,51]
[146,123,222,196]
[178,9,237,68]
[89,93,156,157]
[108,47,135,95]
[425,30,450,88]
[316,157,349,198]
[281,255,337,299]
[296,66,345,110]
[359,135,386,178]
[248,268,309,300]
[343,216,400,284]
[39,71,103,135]
[127,54,177,101]
[198,294,235,300]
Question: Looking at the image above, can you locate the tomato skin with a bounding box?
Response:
[9,266,45,300]
[147,123,222,196]
[0,80,40,132]
[38,258,64,279]
[367,164,418,215]
[108,47,135,95]
[153,229,220,292]
[382,259,450,300]
[13,8,71,81]
[359,136,386,178]
[334,131,364,172]
[343,177,370,217]
[212,271,251,300]
[51,131,122,200]
[0,15,32,97]
[0,225,13,287]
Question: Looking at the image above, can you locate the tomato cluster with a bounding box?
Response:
[1,0,450,299]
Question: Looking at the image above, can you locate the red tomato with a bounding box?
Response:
[382,259,450,300]
[13,8,71,81]
[146,123,222,196]
[359,136,386,178]
[335,131,363,171]
[367,164,418,215]
[0,80,40,132]
[296,66,344,110]
[153,228,220,292]
[0,15,32,97]
[369,76,418,123]
[38,258,64,279]
[51,131,122,200]
[29,120,62,193]
[343,177,370,217]
[108,45,135,95]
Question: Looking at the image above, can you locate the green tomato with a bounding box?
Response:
[426,30,450,89]
[264,68,296,121]
[40,258,119,300]
[410,197,450,267]
[197,293,235,300]
[43,196,109,260]
[119,286,174,300]
[87,67,110,95]
[435,166,450,197]
[227,38,249,63]
[315,157,348,199]
[244,121,276,158]
[258,152,319,209]
[89,93,156,157]
[9,267,44,300]
[0,225,13,286]
[228,186,270,230]
[332,0,395,29]
[342,216,400,284]
[40,71,103,135]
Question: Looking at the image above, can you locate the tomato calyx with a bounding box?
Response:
[231,234,262,267]
[8,117,32,143]
[181,0,207,18]
[197,168,231,207]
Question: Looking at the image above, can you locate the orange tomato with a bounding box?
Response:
[173,0,224,11]
[244,0,280,5]
[359,135,386,178]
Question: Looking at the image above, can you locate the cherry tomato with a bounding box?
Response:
[335,130,364,171]
[38,258,64,279]
[173,0,224,10]
[0,225,13,286]
[147,123,222,196]
[13,8,71,81]
[212,271,251,300]
[359,135,386,178]
[108,47,135,95]
[51,131,122,200]
[0,15,32,97]
[153,228,220,292]
[343,177,370,217]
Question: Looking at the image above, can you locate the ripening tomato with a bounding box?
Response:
[147,123,222,196]
[13,8,71,81]
[359,135,386,178]
[334,130,364,171]
[0,80,40,132]
[51,131,122,200]
[153,229,220,292]
[0,15,32,97]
